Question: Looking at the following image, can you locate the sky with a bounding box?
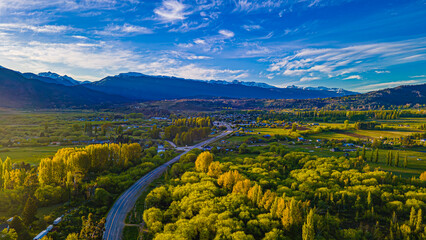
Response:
[0,0,425,92]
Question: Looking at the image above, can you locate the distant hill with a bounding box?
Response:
[351,84,426,106]
[145,84,426,111]
[84,73,357,100]
[0,68,127,108]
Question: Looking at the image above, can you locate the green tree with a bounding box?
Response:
[291,123,297,132]
[302,209,315,240]
[10,216,31,240]
[409,207,416,228]
[416,209,422,232]
[239,143,248,154]
[395,152,400,167]
[361,145,366,160]
[375,149,379,163]
[22,196,38,226]
[404,155,408,168]
[344,120,349,129]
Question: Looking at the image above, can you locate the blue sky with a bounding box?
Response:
[0,0,425,92]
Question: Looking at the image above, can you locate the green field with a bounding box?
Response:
[0,146,64,164]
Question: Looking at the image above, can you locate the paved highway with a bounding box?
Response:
[103,124,233,240]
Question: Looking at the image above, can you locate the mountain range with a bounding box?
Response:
[0,68,126,108]
[82,72,357,100]
[0,66,424,109]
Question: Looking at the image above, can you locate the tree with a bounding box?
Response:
[239,143,248,154]
[195,152,213,173]
[22,196,38,226]
[302,209,315,240]
[367,191,372,207]
[80,213,105,239]
[218,170,244,191]
[291,123,297,132]
[409,207,416,228]
[143,207,163,233]
[10,216,31,240]
[362,146,366,160]
[404,155,408,168]
[374,149,379,163]
[395,152,400,167]
[420,171,426,181]
[344,120,349,129]
[66,233,79,240]
[207,161,222,178]
[416,209,422,232]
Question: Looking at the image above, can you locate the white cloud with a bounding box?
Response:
[154,0,191,23]
[300,76,320,81]
[219,29,235,38]
[194,39,206,45]
[243,24,261,31]
[354,80,420,92]
[375,70,390,74]
[0,33,244,82]
[233,0,283,12]
[72,35,89,40]
[410,75,426,78]
[0,23,71,33]
[0,0,139,13]
[267,38,426,81]
[96,23,153,36]
[343,75,361,80]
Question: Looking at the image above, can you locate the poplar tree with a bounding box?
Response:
[416,209,422,232]
[302,209,315,240]
[22,196,38,226]
[375,149,379,163]
[404,155,408,168]
[362,146,366,160]
[395,152,400,167]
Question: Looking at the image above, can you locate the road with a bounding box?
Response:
[103,123,233,240]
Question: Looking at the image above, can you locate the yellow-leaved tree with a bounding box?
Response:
[195,151,213,173]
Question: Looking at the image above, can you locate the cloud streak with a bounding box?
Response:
[267,38,426,83]
[0,23,71,33]
[154,0,191,23]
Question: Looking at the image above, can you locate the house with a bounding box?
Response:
[203,146,212,151]
[330,148,341,152]
[157,145,165,153]
[33,230,49,240]
[343,143,355,147]
[53,216,62,225]
[46,225,54,231]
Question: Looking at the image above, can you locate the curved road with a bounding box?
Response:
[103,124,232,240]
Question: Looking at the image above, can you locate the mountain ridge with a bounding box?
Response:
[0,68,128,108]
[84,73,357,100]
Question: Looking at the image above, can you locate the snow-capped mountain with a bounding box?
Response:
[38,72,80,86]
[22,71,80,86]
[208,80,276,89]
[284,85,358,95]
